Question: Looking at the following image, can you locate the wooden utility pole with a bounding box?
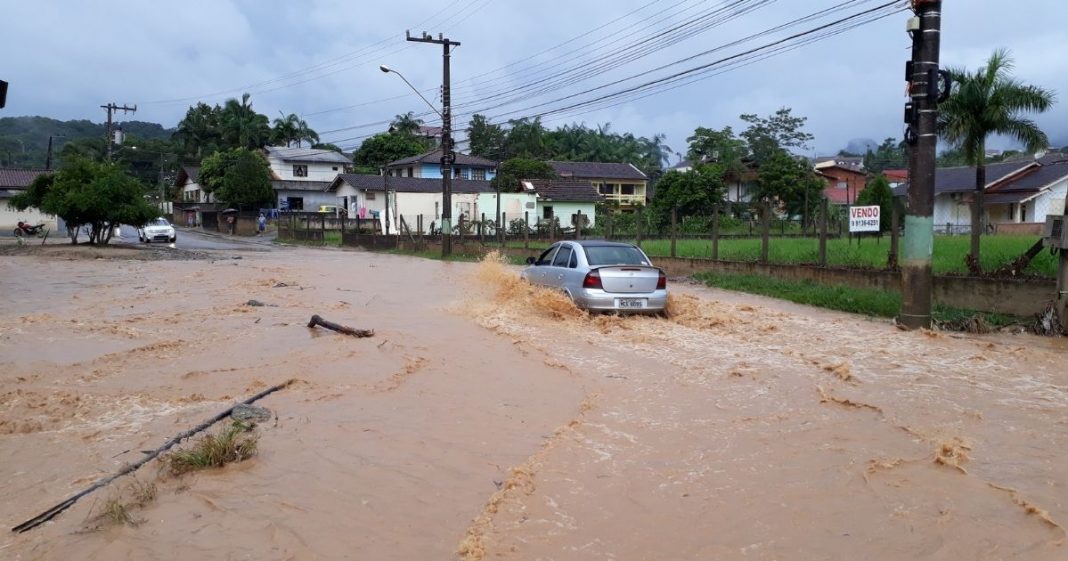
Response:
[101,103,136,161]
[900,0,943,330]
[407,31,460,258]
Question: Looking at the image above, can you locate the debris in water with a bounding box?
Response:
[306,315,374,338]
[933,438,972,474]
[816,385,882,414]
[231,404,272,424]
[988,483,1068,536]
[824,362,854,382]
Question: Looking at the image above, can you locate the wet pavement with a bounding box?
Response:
[0,248,1065,560]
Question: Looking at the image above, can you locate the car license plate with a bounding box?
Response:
[617,298,646,309]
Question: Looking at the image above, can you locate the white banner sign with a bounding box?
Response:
[849,205,881,233]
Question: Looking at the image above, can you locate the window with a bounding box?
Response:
[584,245,650,266]
[568,250,578,269]
[332,166,339,171]
[536,245,559,266]
[836,181,847,190]
[552,245,573,267]
[293,165,308,177]
[407,166,414,177]
[599,184,613,195]
[620,184,635,195]
[472,168,487,181]
[286,197,304,211]
[366,191,376,200]
[543,205,554,219]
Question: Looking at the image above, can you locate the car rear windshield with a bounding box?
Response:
[583,246,650,266]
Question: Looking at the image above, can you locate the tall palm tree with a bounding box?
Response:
[272,112,299,147]
[220,93,271,150]
[390,112,423,136]
[938,49,1055,266]
[295,118,319,148]
[174,102,222,159]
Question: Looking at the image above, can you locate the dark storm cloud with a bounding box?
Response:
[2,0,1064,156]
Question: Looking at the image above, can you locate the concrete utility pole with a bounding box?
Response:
[406,31,460,258]
[101,103,136,161]
[899,0,943,330]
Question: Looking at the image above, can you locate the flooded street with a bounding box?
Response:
[1,246,1066,560]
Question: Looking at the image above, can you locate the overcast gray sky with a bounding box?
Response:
[2,0,1065,159]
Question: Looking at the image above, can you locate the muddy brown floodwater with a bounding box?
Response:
[1,247,1066,560]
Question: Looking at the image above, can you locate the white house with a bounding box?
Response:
[521,179,603,227]
[265,146,351,211]
[0,168,57,231]
[894,154,1068,234]
[329,174,496,233]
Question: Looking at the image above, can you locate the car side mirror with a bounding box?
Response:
[526,256,536,265]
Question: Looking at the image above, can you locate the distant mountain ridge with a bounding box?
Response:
[0,116,173,168]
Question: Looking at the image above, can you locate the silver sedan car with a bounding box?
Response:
[521,240,668,313]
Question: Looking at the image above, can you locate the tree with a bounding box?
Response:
[504,117,548,159]
[739,107,814,164]
[755,150,823,220]
[466,114,506,160]
[390,112,423,136]
[351,133,428,174]
[686,126,747,175]
[198,148,273,209]
[492,158,558,193]
[219,93,272,150]
[311,142,344,153]
[173,102,223,159]
[863,137,907,174]
[856,174,894,232]
[938,48,1056,267]
[9,158,157,244]
[271,113,320,148]
[649,165,725,226]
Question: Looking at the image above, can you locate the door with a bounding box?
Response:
[529,244,559,285]
[546,244,574,290]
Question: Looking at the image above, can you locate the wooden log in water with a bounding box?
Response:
[306,314,374,338]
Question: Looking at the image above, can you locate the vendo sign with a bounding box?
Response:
[849,205,881,233]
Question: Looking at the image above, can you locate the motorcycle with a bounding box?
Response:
[14,221,49,243]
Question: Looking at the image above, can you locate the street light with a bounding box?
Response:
[379,66,443,119]
[381,63,455,256]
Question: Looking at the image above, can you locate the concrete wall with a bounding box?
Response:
[540,201,597,227]
[268,158,344,182]
[1,201,58,232]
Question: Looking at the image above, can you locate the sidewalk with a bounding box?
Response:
[175,225,278,245]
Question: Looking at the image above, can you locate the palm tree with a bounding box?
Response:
[220,93,271,150]
[272,113,299,147]
[938,49,1055,267]
[295,118,319,148]
[174,102,222,159]
[390,112,423,136]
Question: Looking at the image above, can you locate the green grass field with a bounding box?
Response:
[693,271,1021,328]
[511,235,1055,278]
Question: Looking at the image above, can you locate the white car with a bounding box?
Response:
[138,217,176,243]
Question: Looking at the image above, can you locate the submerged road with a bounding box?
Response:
[1,247,1065,560]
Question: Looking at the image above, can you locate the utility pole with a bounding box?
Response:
[45,135,65,170]
[407,31,460,257]
[101,103,136,161]
[900,0,944,330]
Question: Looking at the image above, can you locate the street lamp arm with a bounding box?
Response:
[381,66,444,120]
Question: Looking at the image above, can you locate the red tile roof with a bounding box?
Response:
[0,168,50,189]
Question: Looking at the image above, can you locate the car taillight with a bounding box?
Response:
[583,270,603,289]
[656,270,667,290]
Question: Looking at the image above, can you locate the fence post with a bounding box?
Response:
[321,213,326,245]
[501,212,507,245]
[760,200,770,264]
[819,197,829,267]
[550,217,556,243]
[889,199,900,270]
[524,211,530,249]
[576,211,583,240]
[479,212,485,244]
[670,206,677,258]
[636,207,643,248]
[607,211,614,240]
[712,203,720,260]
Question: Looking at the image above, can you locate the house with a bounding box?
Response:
[883,169,909,188]
[521,179,603,227]
[548,161,647,212]
[263,146,351,212]
[0,168,55,231]
[384,150,497,181]
[817,163,870,206]
[814,156,865,170]
[329,174,497,232]
[892,154,1068,234]
[173,165,220,227]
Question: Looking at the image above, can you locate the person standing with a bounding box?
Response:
[226,214,235,235]
[257,213,267,236]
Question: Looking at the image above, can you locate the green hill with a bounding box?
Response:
[0,116,173,168]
